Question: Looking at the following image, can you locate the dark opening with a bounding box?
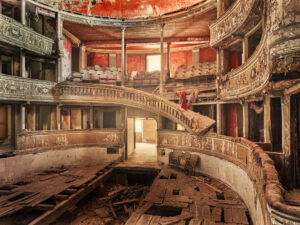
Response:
[103,111,116,128]
[271,97,282,152]
[216,192,225,200]
[170,173,177,179]
[173,189,180,195]
[145,205,182,217]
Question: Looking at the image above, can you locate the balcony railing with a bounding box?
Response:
[0,14,54,55]
[53,82,215,135]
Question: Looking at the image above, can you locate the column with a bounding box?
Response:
[0,0,2,14]
[121,26,126,86]
[281,95,291,156]
[56,105,61,130]
[57,12,64,82]
[217,0,224,18]
[264,95,271,143]
[242,37,248,64]
[242,102,248,138]
[21,104,26,130]
[89,106,93,129]
[167,42,171,78]
[20,0,27,79]
[160,24,165,95]
[216,49,221,98]
[21,0,26,25]
[79,45,86,71]
[192,49,200,65]
[216,103,222,135]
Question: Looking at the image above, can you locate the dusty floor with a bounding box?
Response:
[127,143,157,164]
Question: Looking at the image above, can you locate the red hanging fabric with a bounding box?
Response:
[180,91,188,111]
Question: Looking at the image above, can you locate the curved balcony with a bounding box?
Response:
[53,82,215,135]
[219,31,270,99]
[0,74,56,102]
[209,0,262,47]
[158,130,300,225]
[0,14,54,55]
[29,0,216,27]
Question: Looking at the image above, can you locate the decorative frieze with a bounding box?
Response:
[0,14,54,55]
[209,0,261,47]
[17,129,124,153]
[0,74,55,102]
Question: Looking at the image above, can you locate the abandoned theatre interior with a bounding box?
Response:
[0,0,299,224]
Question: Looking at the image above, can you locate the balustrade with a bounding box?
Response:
[53,83,215,135]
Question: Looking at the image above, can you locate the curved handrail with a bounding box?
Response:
[158,131,300,224]
[53,82,215,135]
[209,0,257,46]
[219,29,270,99]
[28,0,216,27]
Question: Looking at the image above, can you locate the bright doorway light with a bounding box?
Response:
[147,55,161,72]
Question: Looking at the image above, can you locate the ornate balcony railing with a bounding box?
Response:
[209,0,262,47]
[0,14,54,55]
[0,74,56,102]
[219,32,270,99]
[53,82,215,135]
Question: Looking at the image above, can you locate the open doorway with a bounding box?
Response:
[127,117,157,163]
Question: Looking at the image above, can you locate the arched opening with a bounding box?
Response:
[127,117,157,163]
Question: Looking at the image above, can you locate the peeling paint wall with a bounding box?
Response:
[200,47,216,62]
[62,36,72,80]
[89,53,109,67]
[170,50,193,76]
[127,54,146,76]
[55,0,203,18]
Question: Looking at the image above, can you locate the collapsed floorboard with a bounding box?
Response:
[0,162,115,225]
[126,168,251,225]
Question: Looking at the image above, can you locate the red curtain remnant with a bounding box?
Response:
[250,102,264,114]
[177,91,188,111]
[230,52,239,70]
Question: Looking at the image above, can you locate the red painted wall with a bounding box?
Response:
[227,104,238,137]
[89,53,109,67]
[200,47,216,63]
[63,0,202,18]
[116,54,121,68]
[170,51,192,76]
[127,55,146,76]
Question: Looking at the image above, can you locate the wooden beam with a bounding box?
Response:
[285,82,300,95]
[28,168,113,225]
[63,28,81,47]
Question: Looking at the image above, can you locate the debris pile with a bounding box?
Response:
[63,183,149,225]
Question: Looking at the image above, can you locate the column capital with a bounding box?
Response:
[121,26,126,31]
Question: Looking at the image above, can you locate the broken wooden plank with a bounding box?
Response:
[112,198,139,206]
[149,215,161,225]
[204,183,223,194]
[136,202,153,214]
[136,214,153,225]
[125,212,141,225]
[28,168,113,225]
[159,214,193,225]
[224,208,233,223]
[211,207,222,222]
[108,186,127,197]
[35,204,55,211]
[189,218,203,225]
[232,208,248,224]
[109,200,117,218]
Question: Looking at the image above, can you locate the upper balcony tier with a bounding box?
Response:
[209,0,263,48]
[0,14,54,55]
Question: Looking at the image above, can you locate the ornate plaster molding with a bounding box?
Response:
[0,14,54,55]
[0,74,56,102]
[53,82,215,135]
[219,33,270,100]
[209,0,262,47]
